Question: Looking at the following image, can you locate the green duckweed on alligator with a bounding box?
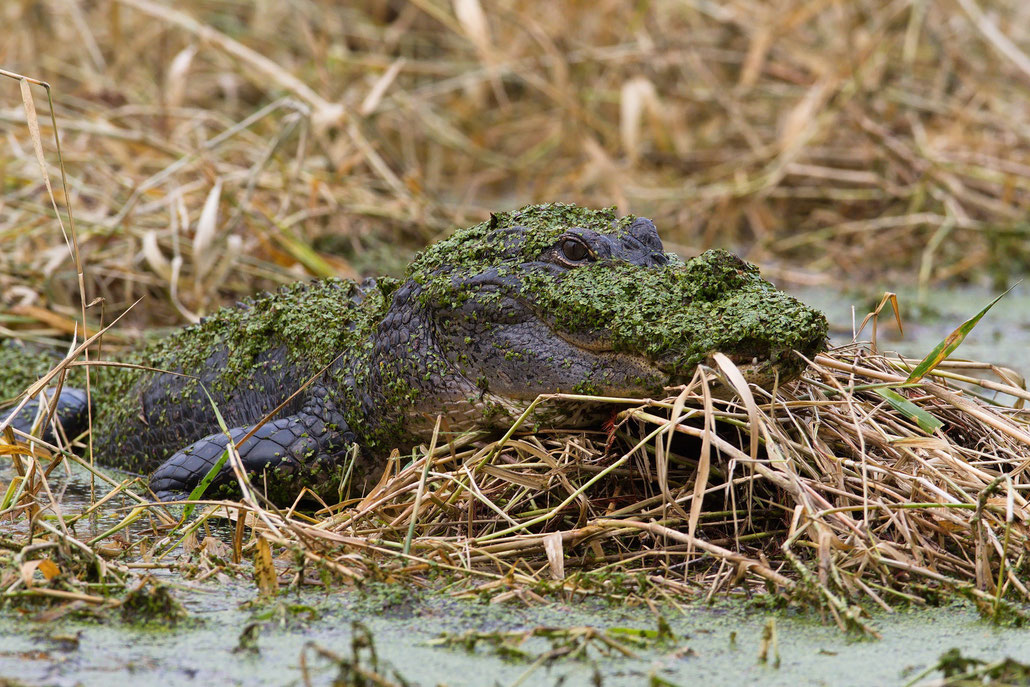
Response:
[0,203,828,505]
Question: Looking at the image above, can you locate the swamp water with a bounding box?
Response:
[3,285,1030,687]
[1,588,1025,687]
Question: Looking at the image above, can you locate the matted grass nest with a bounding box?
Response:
[2,343,1029,636]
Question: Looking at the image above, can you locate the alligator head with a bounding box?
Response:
[372,203,827,430]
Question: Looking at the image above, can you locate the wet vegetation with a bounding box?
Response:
[912,648,1030,687]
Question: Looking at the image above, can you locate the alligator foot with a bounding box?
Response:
[149,386,358,504]
[1,387,90,444]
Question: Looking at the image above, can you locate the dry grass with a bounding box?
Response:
[3,1,1030,338]
[3,343,1030,635]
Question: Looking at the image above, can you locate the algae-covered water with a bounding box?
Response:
[1,587,1027,687]
[3,285,1030,686]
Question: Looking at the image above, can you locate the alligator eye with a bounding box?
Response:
[560,237,590,262]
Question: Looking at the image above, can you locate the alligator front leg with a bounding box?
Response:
[149,386,362,505]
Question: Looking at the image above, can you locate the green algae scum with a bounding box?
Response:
[2,579,1029,686]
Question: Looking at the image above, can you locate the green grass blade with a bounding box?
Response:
[905,285,1018,383]
[179,384,234,522]
[180,449,230,522]
[873,387,943,434]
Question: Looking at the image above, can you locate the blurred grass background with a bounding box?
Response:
[2,0,1030,338]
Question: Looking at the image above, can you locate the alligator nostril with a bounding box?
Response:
[626,217,663,251]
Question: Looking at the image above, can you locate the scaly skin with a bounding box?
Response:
[0,204,828,504]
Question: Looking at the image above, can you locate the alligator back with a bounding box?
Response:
[11,277,396,475]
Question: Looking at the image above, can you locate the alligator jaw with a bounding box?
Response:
[548,326,811,394]
[701,345,818,389]
[648,347,814,392]
[703,352,792,390]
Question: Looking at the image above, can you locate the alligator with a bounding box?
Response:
[0,203,828,505]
